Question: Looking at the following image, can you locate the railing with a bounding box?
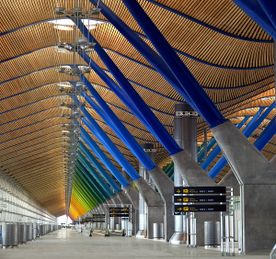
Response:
[270,244,276,259]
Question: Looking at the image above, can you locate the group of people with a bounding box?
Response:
[80,225,93,237]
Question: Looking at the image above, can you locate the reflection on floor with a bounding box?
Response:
[0,229,268,259]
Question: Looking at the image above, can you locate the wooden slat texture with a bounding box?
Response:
[0,0,274,216]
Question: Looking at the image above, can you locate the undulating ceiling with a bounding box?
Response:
[0,0,275,217]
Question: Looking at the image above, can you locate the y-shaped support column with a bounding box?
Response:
[212,122,276,251]
[170,103,218,246]
[124,183,139,235]
[135,177,164,239]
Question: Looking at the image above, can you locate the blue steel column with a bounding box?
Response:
[77,77,174,240]
[80,128,129,188]
[220,116,276,193]
[122,0,225,127]
[122,0,270,182]
[208,106,273,178]
[79,142,120,193]
[82,117,164,239]
[234,0,276,39]
[79,102,165,238]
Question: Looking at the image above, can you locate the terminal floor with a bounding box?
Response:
[0,229,268,259]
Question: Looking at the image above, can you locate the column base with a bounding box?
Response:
[242,184,276,252]
[169,232,187,245]
[136,230,146,239]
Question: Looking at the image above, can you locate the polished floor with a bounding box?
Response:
[0,229,268,259]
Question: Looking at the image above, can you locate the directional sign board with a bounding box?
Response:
[173,186,227,214]
[91,214,106,222]
[109,207,129,217]
[174,195,226,204]
[174,204,227,214]
[174,186,226,195]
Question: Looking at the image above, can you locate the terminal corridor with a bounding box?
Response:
[0,229,268,259]
[0,0,275,257]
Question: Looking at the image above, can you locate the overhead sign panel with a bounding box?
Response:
[174,186,226,195]
[173,186,227,214]
[109,207,130,217]
[174,204,227,214]
[174,195,226,204]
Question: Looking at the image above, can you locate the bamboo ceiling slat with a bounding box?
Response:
[0,96,71,124]
[0,117,70,143]
[0,0,93,32]
[0,70,76,99]
[0,0,275,215]
[154,0,271,41]
[102,1,272,66]
[0,24,90,62]
[0,125,63,150]
[0,142,65,164]
[8,164,66,179]
[0,132,64,157]
[3,152,65,173]
[18,171,65,184]
[0,48,85,82]
[0,107,71,133]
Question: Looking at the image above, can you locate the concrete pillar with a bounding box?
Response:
[203,128,208,161]
[137,144,151,238]
[135,177,164,239]
[136,182,146,238]
[124,184,139,235]
[170,103,218,246]
[212,121,276,252]
[270,155,276,167]
[131,142,174,241]
[219,170,239,196]
[147,167,175,242]
[136,143,164,239]
[117,191,130,205]
[170,102,197,244]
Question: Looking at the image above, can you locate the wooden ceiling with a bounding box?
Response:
[0,0,275,216]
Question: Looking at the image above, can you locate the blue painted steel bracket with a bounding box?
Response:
[201,113,255,170]
[198,116,251,163]
[209,116,276,178]
[75,164,109,200]
[87,0,197,109]
[122,0,226,128]
[207,103,275,176]
[257,0,276,30]
[78,50,182,155]
[80,127,129,188]
[78,153,114,196]
[80,79,156,170]
[79,142,120,193]
[81,112,140,181]
[254,117,276,150]
[234,0,276,39]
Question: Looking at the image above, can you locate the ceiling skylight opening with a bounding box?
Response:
[48,18,104,31]
[260,96,274,101]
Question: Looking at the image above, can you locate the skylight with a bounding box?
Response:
[48,18,104,31]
